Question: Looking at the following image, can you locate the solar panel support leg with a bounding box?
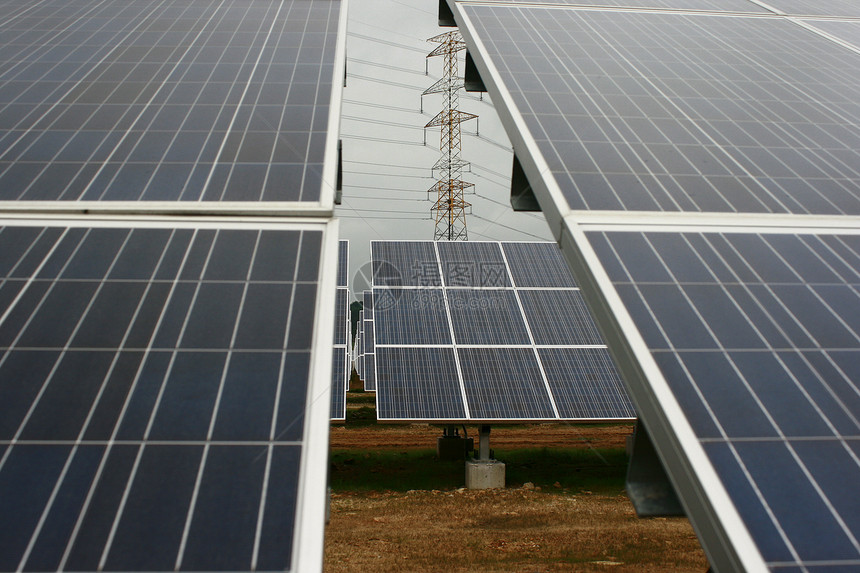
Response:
[466,426,505,488]
[478,424,491,461]
[625,422,685,517]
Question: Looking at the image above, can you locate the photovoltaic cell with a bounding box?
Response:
[0,0,342,205]
[519,289,605,345]
[458,347,556,419]
[330,347,347,421]
[437,240,510,287]
[0,221,332,572]
[502,242,576,287]
[337,240,349,287]
[371,241,440,286]
[538,348,634,419]
[447,290,531,345]
[373,288,451,345]
[375,347,465,420]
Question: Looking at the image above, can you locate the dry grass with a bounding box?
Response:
[325,487,707,572]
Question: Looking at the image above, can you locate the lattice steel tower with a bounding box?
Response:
[424,31,477,241]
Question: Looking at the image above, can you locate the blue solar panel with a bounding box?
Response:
[372,288,452,345]
[586,229,860,570]
[502,242,576,287]
[538,348,634,419]
[458,348,556,420]
[330,240,349,421]
[371,241,440,286]
[436,241,511,287]
[375,347,465,420]
[0,0,342,207]
[447,290,531,345]
[458,5,860,217]
[372,241,634,422]
[0,221,336,572]
[519,290,605,345]
[453,0,860,565]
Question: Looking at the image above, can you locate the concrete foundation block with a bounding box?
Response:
[465,459,505,489]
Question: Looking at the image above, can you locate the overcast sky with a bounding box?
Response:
[338,0,554,296]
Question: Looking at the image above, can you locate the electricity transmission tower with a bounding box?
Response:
[424,31,477,241]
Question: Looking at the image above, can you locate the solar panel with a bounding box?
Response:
[372,288,452,346]
[0,219,337,572]
[450,0,860,568]
[376,347,465,419]
[587,229,860,569]
[436,241,511,287]
[502,241,576,287]
[371,241,440,286]
[446,289,531,345]
[372,241,634,422]
[518,289,605,345]
[362,291,376,391]
[0,0,343,210]
[458,4,860,219]
[458,347,556,420]
[331,241,349,421]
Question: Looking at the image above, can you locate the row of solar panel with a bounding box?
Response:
[370,241,635,422]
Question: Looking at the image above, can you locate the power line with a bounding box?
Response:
[347,57,427,76]
[338,213,431,220]
[343,183,425,192]
[341,195,426,202]
[345,159,429,171]
[347,32,429,53]
[342,114,424,131]
[348,72,426,91]
[341,134,425,145]
[343,98,426,115]
[471,213,548,240]
[345,169,433,180]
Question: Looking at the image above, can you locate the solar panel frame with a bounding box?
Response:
[0,216,340,573]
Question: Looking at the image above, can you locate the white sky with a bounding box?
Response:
[338,0,554,296]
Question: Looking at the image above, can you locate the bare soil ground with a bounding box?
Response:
[325,410,709,572]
